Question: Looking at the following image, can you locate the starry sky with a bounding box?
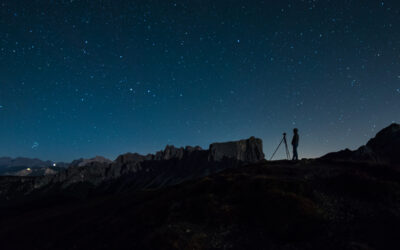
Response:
[0,0,399,162]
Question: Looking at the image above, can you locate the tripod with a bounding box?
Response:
[270,133,291,160]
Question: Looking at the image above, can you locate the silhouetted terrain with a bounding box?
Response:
[0,137,265,200]
[1,160,399,250]
[323,123,400,165]
[0,125,399,250]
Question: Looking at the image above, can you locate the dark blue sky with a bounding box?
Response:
[1,0,399,162]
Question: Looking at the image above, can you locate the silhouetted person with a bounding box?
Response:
[291,128,299,161]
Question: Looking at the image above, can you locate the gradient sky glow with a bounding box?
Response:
[1,0,399,162]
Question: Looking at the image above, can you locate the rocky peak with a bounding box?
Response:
[153,145,203,161]
[70,156,112,168]
[366,123,400,149]
[115,153,147,165]
[322,123,400,165]
[208,136,265,163]
[154,145,184,160]
[185,146,203,152]
[365,123,400,164]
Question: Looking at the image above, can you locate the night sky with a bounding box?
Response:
[1,0,399,162]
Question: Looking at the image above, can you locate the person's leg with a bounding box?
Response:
[293,146,298,160]
[292,146,296,160]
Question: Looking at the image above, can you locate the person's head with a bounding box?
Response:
[293,128,298,134]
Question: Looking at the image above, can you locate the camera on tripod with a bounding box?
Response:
[270,132,291,160]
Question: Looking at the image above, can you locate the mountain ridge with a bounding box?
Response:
[0,136,265,199]
[322,123,400,165]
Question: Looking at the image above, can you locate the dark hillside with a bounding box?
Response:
[1,160,399,250]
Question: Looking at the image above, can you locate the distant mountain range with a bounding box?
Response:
[0,137,265,199]
[0,157,68,176]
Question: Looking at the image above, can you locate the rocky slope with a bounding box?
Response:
[322,123,400,165]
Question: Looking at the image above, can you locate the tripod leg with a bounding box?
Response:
[283,138,291,160]
[270,138,284,161]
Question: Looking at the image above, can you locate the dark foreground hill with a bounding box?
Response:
[1,159,399,250]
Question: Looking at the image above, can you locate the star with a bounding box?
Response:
[0,0,398,162]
